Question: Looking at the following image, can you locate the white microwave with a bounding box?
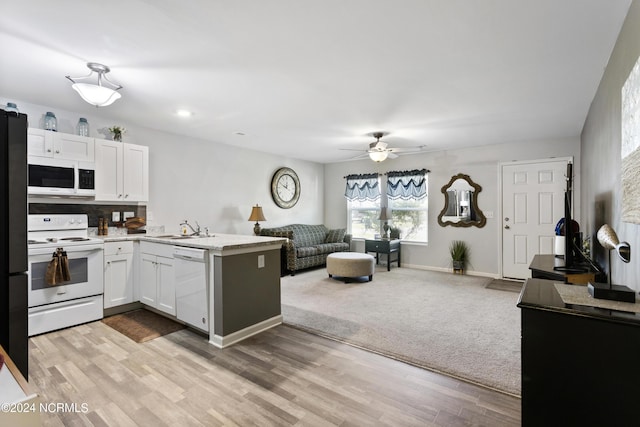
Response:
[27,157,96,197]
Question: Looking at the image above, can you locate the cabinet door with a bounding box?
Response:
[139,253,157,307]
[156,256,175,315]
[27,128,54,157]
[53,133,95,161]
[123,143,149,202]
[95,140,124,201]
[104,253,134,308]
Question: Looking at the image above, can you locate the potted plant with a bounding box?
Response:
[108,126,126,141]
[449,240,469,273]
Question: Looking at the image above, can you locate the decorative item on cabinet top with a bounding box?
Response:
[108,126,126,141]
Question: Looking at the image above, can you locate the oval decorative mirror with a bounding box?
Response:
[437,173,486,228]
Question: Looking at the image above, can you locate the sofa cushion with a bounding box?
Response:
[314,242,349,255]
[290,224,328,247]
[297,246,318,258]
[325,228,346,243]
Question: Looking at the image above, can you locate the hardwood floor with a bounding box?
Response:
[29,322,521,426]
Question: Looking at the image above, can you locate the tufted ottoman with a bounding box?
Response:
[326,252,375,282]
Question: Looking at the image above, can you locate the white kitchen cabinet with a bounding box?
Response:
[139,242,175,315]
[95,140,149,202]
[27,128,94,162]
[103,241,134,308]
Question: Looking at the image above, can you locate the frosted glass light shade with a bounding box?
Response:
[369,150,388,162]
[72,83,121,107]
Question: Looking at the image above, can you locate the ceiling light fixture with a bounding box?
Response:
[176,109,193,117]
[66,62,122,107]
[368,150,388,162]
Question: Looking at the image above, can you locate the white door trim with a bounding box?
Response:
[498,156,574,279]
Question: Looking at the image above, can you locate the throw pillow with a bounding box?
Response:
[325,228,346,243]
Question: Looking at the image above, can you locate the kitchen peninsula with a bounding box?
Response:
[103,233,286,348]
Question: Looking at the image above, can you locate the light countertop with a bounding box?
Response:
[97,233,286,252]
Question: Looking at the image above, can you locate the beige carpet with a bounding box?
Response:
[281,267,522,396]
[102,309,185,343]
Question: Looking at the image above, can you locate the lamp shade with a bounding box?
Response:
[72,83,121,107]
[248,205,266,222]
[369,150,388,162]
[597,224,631,263]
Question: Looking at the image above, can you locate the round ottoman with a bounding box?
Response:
[326,252,375,282]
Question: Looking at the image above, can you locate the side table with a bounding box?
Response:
[365,239,401,271]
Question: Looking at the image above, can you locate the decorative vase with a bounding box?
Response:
[113,133,122,142]
[452,260,465,273]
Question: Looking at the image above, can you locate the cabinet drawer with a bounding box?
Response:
[366,240,389,251]
[104,240,134,256]
[140,240,174,258]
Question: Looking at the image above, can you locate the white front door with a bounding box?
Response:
[501,158,571,279]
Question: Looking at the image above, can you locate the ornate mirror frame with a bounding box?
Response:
[437,173,486,228]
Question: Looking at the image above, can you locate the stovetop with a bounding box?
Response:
[27,214,103,249]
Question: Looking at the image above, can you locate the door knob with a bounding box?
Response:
[505,225,510,229]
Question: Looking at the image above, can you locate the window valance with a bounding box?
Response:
[344,173,381,201]
[387,169,429,200]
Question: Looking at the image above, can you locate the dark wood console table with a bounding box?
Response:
[365,239,401,271]
[528,254,603,284]
[518,278,640,426]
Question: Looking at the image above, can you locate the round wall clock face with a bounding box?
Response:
[271,167,300,209]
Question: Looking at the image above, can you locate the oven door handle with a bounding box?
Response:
[28,243,104,256]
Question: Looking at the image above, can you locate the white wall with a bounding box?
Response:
[5,98,324,235]
[581,0,640,291]
[324,137,581,277]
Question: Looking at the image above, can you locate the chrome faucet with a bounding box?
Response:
[180,220,201,236]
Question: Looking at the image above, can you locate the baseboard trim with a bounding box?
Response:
[401,263,500,279]
[209,315,283,349]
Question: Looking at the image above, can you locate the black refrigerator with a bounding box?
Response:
[0,107,28,378]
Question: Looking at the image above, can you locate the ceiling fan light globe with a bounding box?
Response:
[72,83,121,106]
[369,151,388,162]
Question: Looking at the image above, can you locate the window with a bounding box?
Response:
[345,173,381,239]
[345,170,429,242]
[387,170,429,243]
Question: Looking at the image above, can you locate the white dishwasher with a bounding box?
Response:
[174,246,209,332]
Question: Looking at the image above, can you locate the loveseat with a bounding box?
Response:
[260,224,351,275]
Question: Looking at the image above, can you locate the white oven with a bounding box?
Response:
[27,214,104,336]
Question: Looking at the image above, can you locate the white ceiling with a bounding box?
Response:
[0,0,631,163]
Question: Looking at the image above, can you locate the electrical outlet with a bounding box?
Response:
[485,211,494,219]
[112,211,120,222]
[123,211,135,220]
[258,254,265,268]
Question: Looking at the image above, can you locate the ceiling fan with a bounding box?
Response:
[341,132,425,162]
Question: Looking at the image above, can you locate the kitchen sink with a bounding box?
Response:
[153,234,196,239]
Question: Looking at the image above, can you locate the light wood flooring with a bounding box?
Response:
[29,322,521,426]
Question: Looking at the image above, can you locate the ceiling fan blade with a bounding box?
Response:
[387,152,399,159]
[387,145,427,153]
[339,148,367,152]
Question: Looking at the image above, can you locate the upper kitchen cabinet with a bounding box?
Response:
[95,140,149,202]
[27,128,94,162]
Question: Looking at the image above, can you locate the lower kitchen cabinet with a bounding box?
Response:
[139,242,175,315]
[103,241,134,308]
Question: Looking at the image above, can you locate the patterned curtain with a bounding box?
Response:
[344,173,381,201]
[387,169,429,200]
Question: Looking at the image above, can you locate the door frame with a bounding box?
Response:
[498,156,575,280]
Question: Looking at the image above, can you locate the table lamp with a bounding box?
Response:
[379,207,390,239]
[587,224,635,302]
[248,205,266,235]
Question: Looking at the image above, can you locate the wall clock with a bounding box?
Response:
[271,167,300,209]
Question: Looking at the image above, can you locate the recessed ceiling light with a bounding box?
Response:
[175,109,193,117]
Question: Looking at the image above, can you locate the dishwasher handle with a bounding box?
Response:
[173,246,207,261]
